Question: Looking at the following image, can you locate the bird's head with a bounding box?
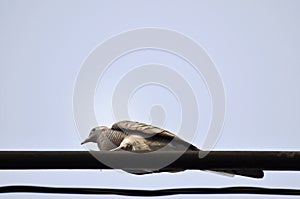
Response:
[81,126,108,145]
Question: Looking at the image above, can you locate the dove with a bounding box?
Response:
[81,120,264,178]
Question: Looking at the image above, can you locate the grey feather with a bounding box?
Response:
[111,120,198,151]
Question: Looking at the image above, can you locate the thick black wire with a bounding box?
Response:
[0,186,300,196]
[1,151,300,171]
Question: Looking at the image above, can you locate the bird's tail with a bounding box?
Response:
[188,148,264,178]
[213,169,264,178]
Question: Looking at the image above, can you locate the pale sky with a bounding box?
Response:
[0,0,300,198]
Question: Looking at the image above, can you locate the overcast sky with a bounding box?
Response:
[0,0,300,198]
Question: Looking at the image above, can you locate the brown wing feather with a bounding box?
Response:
[111,120,199,151]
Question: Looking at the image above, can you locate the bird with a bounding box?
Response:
[81,120,264,178]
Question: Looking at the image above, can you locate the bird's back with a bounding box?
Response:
[111,120,199,152]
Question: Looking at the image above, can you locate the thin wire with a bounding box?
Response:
[1,186,300,196]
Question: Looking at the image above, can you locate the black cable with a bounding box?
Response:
[1,186,300,196]
[1,151,300,171]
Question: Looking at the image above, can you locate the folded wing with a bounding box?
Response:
[112,120,198,151]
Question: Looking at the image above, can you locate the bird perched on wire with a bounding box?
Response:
[81,120,264,178]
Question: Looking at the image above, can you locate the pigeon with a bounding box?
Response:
[81,120,264,178]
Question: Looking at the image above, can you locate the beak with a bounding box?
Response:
[81,138,89,145]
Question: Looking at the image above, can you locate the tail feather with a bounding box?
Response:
[214,169,264,178]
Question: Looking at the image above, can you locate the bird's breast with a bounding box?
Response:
[97,130,126,151]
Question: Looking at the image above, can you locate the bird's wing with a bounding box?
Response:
[112,120,173,137]
[111,121,264,178]
[111,120,199,151]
